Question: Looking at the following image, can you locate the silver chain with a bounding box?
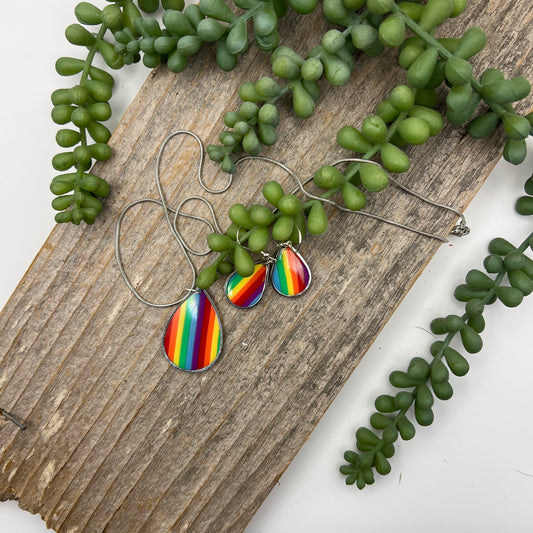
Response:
[116,132,470,308]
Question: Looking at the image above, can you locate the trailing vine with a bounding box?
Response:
[339,172,533,489]
[208,0,532,177]
[50,2,123,225]
[50,0,532,225]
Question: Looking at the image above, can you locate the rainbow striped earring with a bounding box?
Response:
[271,243,311,297]
[225,261,271,309]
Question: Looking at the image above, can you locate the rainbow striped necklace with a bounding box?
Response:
[163,290,222,372]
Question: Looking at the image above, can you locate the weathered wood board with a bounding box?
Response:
[1,1,532,531]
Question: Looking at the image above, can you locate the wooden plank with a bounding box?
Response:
[1,1,532,531]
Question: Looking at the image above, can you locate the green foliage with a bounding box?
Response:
[50,0,316,224]
[114,0,300,71]
[50,0,531,225]
[51,2,123,225]
[340,170,533,489]
[206,0,531,218]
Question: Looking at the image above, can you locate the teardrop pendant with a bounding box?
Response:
[271,245,311,297]
[162,290,222,372]
[225,263,269,309]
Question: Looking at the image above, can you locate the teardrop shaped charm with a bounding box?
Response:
[163,290,222,372]
[225,263,269,309]
[272,245,311,297]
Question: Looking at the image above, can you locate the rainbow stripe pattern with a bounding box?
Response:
[272,246,311,297]
[225,263,268,309]
[163,290,222,371]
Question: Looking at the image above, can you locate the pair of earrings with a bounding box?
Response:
[116,131,469,374]
[225,243,311,308]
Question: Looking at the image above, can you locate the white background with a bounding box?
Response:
[1,2,532,532]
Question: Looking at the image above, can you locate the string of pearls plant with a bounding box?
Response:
[50,0,532,226]
[50,0,314,224]
[340,174,533,488]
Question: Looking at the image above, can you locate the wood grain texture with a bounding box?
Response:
[1,1,532,531]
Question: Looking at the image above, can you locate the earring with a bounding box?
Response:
[224,226,275,309]
[224,224,312,308]
[223,157,318,308]
[271,227,311,298]
[225,254,272,309]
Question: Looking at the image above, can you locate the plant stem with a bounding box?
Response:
[74,24,110,186]
[432,230,533,362]
[81,25,108,84]
[391,4,453,60]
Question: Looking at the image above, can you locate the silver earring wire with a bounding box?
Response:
[234,226,247,248]
[278,222,304,248]
[234,228,277,267]
[115,131,225,308]
[236,155,469,243]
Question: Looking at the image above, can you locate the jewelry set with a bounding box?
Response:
[115,130,469,372]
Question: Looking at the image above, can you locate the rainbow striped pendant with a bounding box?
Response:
[163,290,222,372]
[225,263,269,309]
[272,245,311,297]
